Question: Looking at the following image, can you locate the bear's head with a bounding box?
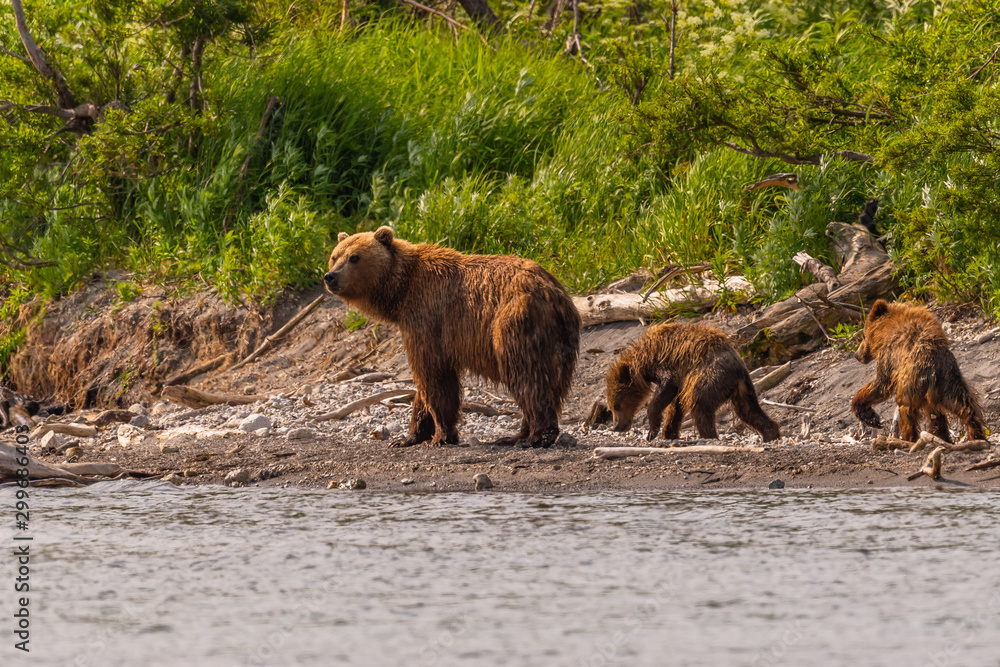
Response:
[606,360,648,432]
[324,226,396,302]
[855,298,891,364]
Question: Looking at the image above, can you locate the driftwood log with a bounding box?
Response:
[163,353,231,387]
[314,389,417,421]
[793,251,839,291]
[593,445,765,459]
[908,446,945,481]
[907,431,992,454]
[734,222,899,364]
[0,443,126,484]
[1,386,40,429]
[31,422,98,439]
[573,276,754,328]
[967,457,1000,472]
[161,385,266,409]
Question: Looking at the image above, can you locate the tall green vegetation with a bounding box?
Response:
[1,0,999,322]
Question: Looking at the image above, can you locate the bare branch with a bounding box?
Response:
[11,0,77,109]
[398,0,496,50]
[719,140,873,166]
[0,43,30,65]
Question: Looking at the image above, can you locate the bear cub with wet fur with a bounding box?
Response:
[852,299,986,442]
[606,323,780,442]
[325,226,580,449]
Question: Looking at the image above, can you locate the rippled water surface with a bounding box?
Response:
[5,482,1000,666]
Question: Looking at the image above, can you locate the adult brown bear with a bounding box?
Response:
[852,299,986,442]
[324,227,580,448]
[606,323,780,442]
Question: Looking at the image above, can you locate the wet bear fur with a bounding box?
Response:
[324,227,580,448]
[606,323,780,442]
[852,299,986,442]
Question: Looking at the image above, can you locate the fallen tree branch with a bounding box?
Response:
[594,445,765,459]
[31,423,98,439]
[160,385,266,409]
[793,251,839,291]
[760,399,815,413]
[755,362,793,392]
[314,389,416,421]
[230,295,325,371]
[1,442,88,483]
[908,431,992,454]
[872,435,911,451]
[967,457,1000,472]
[907,446,944,481]
[575,276,754,327]
[163,353,230,387]
[88,410,136,427]
[735,222,897,363]
[639,263,712,302]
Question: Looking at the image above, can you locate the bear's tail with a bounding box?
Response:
[732,371,781,443]
[945,376,987,441]
[554,301,581,408]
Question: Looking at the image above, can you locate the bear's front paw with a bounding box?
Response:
[388,436,419,448]
[854,406,882,429]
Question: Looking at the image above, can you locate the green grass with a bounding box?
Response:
[3,12,999,320]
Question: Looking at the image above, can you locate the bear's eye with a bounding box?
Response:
[349,255,360,264]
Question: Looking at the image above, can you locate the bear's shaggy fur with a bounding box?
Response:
[325,227,580,448]
[852,299,986,442]
[606,323,780,442]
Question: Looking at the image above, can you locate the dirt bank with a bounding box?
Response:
[13,285,1000,491]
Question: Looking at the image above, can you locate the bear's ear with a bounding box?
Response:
[868,299,890,321]
[618,364,631,383]
[338,232,349,243]
[374,226,394,246]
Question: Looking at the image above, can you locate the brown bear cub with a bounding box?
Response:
[325,227,581,448]
[606,323,780,442]
[852,299,986,442]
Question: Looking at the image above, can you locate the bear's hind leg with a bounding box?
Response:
[937,380,987,441]
[488,419,529,447]
[731,375,781,442]
[897,404,920,442]
[925,409,952,443]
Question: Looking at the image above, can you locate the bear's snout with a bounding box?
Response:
[324,271,340,293]
[612,418,631,432]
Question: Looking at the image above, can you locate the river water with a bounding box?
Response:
[4,482,999,666]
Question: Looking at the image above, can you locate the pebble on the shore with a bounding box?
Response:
[130,414,151,428]
[330,478,367,490]
[286,427,315,441]
[38,430,65,451]
[224,468,251,486]
[238,413,271,433]
[473,473,493,491]
[117,423,150,447]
